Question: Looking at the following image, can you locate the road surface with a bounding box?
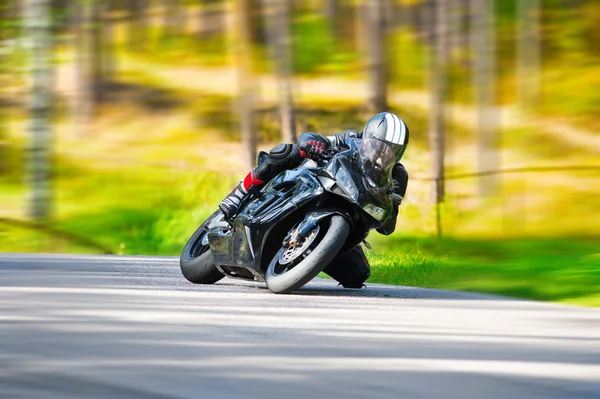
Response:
[0,253,599,398]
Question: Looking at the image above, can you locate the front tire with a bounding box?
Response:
[265,215,350,294]
[180,210,224,284]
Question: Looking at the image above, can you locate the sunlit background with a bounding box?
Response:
[0,0,598,305]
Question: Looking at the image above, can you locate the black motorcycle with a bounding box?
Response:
[180,138,401,294]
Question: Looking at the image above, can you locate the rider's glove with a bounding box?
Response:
[299,140,327,161]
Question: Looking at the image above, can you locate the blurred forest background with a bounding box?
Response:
[0,0,598,305]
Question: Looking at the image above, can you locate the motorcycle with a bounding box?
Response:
[180,138,401,294]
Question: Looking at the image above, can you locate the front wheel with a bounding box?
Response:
[265,215,350,294]
[180,210,224,284]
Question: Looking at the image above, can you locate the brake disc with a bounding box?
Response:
[278,225,320,265]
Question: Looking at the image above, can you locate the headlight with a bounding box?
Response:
[334,168,359,201]
[363,204,387,221]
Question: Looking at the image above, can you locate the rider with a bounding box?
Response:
[219,112,409,288]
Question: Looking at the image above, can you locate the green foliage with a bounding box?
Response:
[290,13,357,75]
[540,64,600,121]
[367,235,600,306]
[0,221,101,254]
[53,168,236,255]
[0,138,23,182]
[140,24,230,67]
[387,29,428,90]
[367,250,456,288]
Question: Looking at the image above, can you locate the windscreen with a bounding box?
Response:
[356,138,396,187]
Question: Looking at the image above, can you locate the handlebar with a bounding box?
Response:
[318,148,340,163]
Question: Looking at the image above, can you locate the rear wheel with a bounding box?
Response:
[265,215,350,294]
[180,210,224,284]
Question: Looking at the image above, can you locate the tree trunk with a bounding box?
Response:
[163,0,184,39]
[129,0,148,50]
[0,0,15,173]
[417,0,434,45]
[25,0,53,221]
[448,0,465,56]
[324,0,338,24]
[91,0,104,104]
[162,0,171,39]
[365,0,387,112]
[235,0,257,169]
[516,0,540,110]
[72,0,93,138]
[198,0,226,39]
[324,0,343,40]
[459,0,470,67]
[197,0,210,38]
[266,0,296,143]
[347,0,361,53]
[8,0,22,35]
[102,0,115,85]
[248,0,266,45]
[471,0,499,197]
[0,4,5,173]
[429,0,447,210]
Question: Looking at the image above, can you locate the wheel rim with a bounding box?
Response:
[273,224,324,275]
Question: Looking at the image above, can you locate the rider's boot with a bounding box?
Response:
[219,169,264,220]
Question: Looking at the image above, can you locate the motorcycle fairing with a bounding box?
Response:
[207,168,325,272]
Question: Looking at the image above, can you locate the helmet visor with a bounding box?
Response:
[357,138,398,186]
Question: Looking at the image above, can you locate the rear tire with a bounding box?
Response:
[265,215,350,294]
[180,211,224,284]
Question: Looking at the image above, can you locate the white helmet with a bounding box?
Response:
[363,112,409,163]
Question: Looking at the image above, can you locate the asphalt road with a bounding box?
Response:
[0,253,599,399]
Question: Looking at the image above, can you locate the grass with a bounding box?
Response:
[0,222,101,255]
[54,167,236,255]
[0,169,231,255]
[366,235,600,307]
